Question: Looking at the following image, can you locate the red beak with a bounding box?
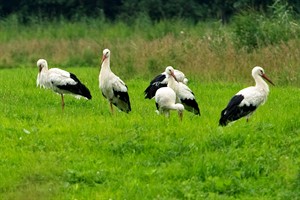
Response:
[101,55,106,63]
[262,74,275,86]
[171,72,178,82]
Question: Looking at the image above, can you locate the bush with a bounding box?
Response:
[232,0,299,51]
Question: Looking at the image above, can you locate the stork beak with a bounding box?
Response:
[171,72,178,82]
[39,65,42,72]
[101,55,106,63]
[178,111,183,121]
[262,74,275,86]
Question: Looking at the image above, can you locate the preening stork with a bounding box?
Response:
[219,66,275,126]
[36,59,92,110]
[165,66,200,116]
[144,69,188,99]
[99,48,131,113]
[155,87,184,121]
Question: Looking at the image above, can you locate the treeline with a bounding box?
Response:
[0,0,299,23]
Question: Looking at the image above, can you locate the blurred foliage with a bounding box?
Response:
[0,0,299,24]
[232,0,300,51]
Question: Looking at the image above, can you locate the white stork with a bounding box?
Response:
[99,48,131,113]
[144,68,188,99]
[36,59,92,110]
[155,87,184,121]
[219,66,275,126]
[165,66,200,116]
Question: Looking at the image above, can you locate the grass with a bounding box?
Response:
[0,67,299,199]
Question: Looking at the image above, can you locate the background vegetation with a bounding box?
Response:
[1,0,300,23]
[0,0,299,86]
[0,0,299,199]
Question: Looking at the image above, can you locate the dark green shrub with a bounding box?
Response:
[232,0,299,51]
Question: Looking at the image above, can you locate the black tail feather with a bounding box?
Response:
[77,82,92,99]
[219,95,257,126]
[113,89,131,113]
[219,110,229,126]
[57,73,92,99]
[181,98,201,116]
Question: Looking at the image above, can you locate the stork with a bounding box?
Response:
[219,66,275,126]
[165,66,200,116]
[36,59,92,111]
[144,68,188,99]
[99,48,131,113]
[155,87,184,121]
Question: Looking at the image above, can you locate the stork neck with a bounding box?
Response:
[41,65,49,73]
[254,75,269,93]
[101,58,111,72]
[167,75,178,91]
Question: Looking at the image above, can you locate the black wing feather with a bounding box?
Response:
[113,88,131,113]
[181,98,201,116]
[144,74,167,99]
[57,73,92,99]
[219,94,257,126]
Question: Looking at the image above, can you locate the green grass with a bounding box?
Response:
[0,67,299,199]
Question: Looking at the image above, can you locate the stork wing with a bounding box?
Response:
[176,82,194,100]
[144,73,168,99]
[48,68,77,87]
[112,76,128,92]
[176,83,200,115]
[219,94,257,126]
[111,76,131,112]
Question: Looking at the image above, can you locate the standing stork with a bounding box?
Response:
[144,69,188,99]
[219,66,275,126]
[155,87,184,121]
[165,66,200,116]
[36,59,92,111]
[99,48,131,113]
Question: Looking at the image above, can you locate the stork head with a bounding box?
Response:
[165,66,178,81]
[176,104,184,121]
[37,59,48,72]
[102,48,110,62]
[252,66,275,86]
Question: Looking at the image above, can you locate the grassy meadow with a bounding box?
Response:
[0,18,300,199]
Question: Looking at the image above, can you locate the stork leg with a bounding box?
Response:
[178,111,183,121]
[110,102,114,114]
[61,94,65,111]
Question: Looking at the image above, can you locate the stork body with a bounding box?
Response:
[155,87,184,120]
[144,69,188,99]
[219,66,274,126]
[165,66,200,116]
[99,49,131,113]
[36,59,92,110]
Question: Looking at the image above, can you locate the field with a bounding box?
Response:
[0,19,300,199]
[1,66,299,199]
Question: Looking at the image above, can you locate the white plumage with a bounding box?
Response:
[144,68,188,99]
[165,66,201,116]
[36,59,92,110]
[99,49,131,113]
[155,87,184,120]
[219,66,275,126]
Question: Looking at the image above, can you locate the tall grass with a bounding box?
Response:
[0,13,299,86]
